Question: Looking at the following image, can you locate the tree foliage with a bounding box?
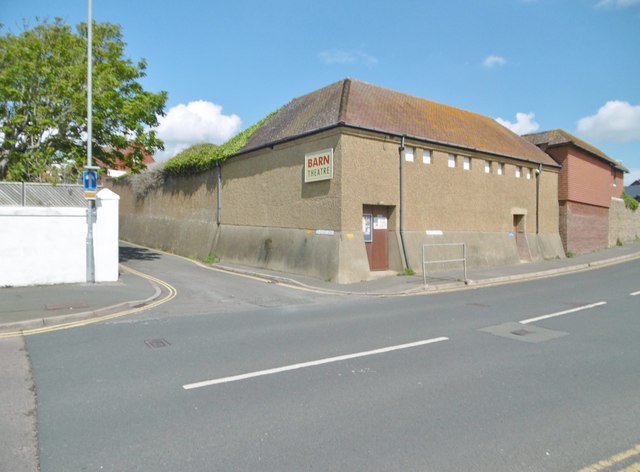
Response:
[0,18,167,181]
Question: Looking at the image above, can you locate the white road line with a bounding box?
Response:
[631,291,640,297]
[183,336,450,390]
[520,301,607,325]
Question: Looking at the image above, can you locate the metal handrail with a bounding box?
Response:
[422,243,467,286]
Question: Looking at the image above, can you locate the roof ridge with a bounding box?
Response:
[338,78,351,123]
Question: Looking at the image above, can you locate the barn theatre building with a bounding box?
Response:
[118,79,565,283]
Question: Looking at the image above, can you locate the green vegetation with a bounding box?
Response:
[202,252,219,264]
[399,267,416,276]
[566,251,575,258]
[163,110,279,176]
[616,238,624,247]
[623,192,639,211]
[126,111,278,197]
[0,19,166,181]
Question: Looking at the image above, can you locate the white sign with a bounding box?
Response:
[373,215,387,230]
[305,149,333,183]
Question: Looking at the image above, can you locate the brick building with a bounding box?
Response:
[524,129,627,255]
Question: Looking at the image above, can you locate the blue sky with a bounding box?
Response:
[4,0,640,183]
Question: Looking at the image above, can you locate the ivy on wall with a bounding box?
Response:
[163,110,279,176]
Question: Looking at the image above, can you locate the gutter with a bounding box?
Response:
[215,160,221,225]
[399,136,410,270]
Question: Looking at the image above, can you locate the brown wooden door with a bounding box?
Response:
[363,205,389,270]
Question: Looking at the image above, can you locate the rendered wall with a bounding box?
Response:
[0,188,119,287]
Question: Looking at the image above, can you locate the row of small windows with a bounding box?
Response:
[405,147,534,179]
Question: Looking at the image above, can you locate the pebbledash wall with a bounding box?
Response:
[609,198,640,245]
[114,126,565,284]
[0,188,120,287]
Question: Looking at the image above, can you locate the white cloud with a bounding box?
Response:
[483,55,507,68]
[596,0,640,8]
[154,101,241,161]
[577,100,640,143]
[319,50,378,67]
[495,112,540,135]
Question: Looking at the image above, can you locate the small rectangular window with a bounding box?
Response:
[516,166,522,178]
[405,146,414,162]
[526,168,532,179]
[463,156,471,171]
[485,161,491,173]
[423,149,432,165]
[448,154,456,168]
[498,163,504,175]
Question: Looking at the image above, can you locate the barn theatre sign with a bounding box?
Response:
[305,149,333,183]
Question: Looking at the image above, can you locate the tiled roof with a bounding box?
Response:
[626,180,640,199]
[240,78,559,167]
[523,129,627,172]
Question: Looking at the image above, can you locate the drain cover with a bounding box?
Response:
[479,322,568,343]
[144,339,171,348]
[511,329,533,336]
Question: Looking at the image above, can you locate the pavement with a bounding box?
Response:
[1,240,639,334]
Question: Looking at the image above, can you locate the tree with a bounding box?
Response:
[0,18,167,181]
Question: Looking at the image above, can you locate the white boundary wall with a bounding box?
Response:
[0,188,120,287]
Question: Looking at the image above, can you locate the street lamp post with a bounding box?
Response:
[85,0,96,283]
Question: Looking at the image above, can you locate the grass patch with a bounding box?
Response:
[203,252,219,264]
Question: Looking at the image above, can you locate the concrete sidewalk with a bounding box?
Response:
[1,241,639,333]
[0,268,160,333]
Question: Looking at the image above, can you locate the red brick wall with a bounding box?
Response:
[566,147,614,208]
[549,145,619,207]
[562,201,609,254]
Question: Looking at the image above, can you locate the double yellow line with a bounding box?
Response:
[0,265,177,339]
[580,443,640,472]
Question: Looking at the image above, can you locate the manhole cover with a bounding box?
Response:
[144,339,171,348]
[511,329,533,336]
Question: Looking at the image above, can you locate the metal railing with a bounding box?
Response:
[0,182,88,207]
[422,243,467,286]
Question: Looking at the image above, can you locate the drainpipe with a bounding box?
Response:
[399,136,409,269]
[215,160,221,225]
[535,163,542,234]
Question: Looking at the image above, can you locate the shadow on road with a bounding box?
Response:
[119,246,162,263]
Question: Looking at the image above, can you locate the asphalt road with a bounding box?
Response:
[22,251,640,471]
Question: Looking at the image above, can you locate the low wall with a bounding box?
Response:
[609,197,640,245]
[0,189,120,287]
